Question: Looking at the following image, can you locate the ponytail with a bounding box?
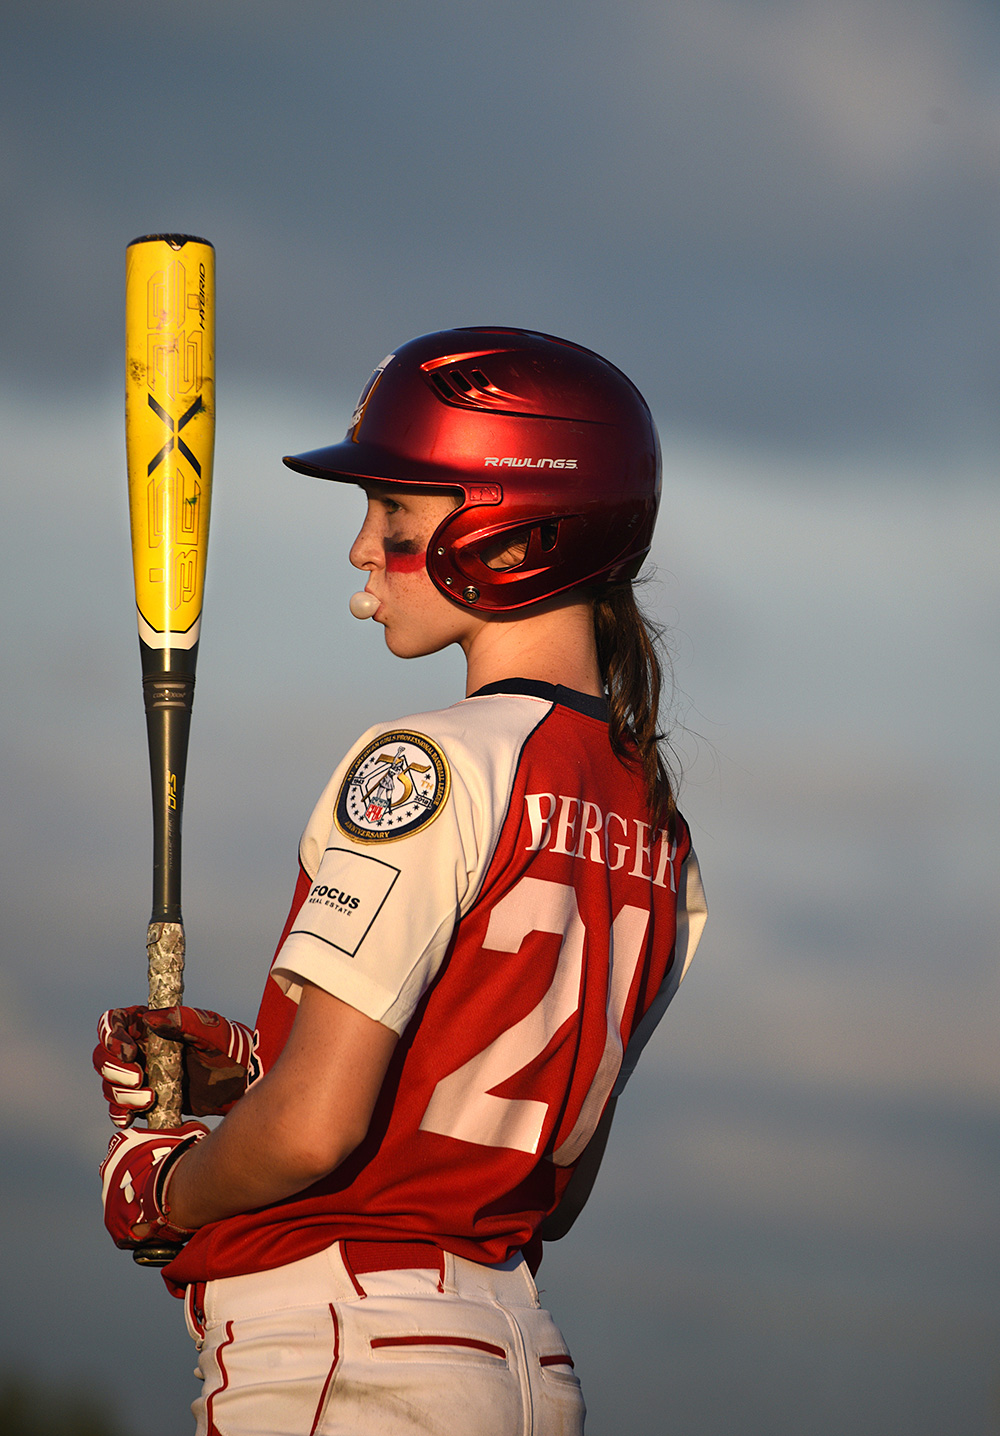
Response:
[593,583,677,834]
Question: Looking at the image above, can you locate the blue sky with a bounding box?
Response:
[2,4,998,1433]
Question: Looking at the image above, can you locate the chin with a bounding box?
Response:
[382,629,425,659]
[383,626,459,661]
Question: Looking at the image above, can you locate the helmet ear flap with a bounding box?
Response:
[428,508,603,610]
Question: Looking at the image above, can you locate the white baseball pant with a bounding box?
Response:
[184,1241,585,1435]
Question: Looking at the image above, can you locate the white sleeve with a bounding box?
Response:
[270,697,549,1034]
[611,844,707,1096]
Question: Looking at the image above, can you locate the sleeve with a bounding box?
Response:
[611,843,707,1096]
[269,708,525,1034]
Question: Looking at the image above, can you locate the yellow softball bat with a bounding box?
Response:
[125,234,215,649]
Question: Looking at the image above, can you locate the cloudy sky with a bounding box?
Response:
[2,4,998,1433]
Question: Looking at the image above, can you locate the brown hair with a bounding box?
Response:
[593,583,677,834]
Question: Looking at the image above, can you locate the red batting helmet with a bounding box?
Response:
[283,326,661,612]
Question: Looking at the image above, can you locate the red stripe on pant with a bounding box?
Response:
[205,1321,234,1436]
[370,1334,507,1360]
[308,1305,340,1436]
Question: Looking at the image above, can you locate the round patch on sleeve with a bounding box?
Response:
[335,730,451,843]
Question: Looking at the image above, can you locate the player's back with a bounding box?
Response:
[166,682,703,1286]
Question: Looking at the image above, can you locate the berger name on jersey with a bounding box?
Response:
[524,792,678,891]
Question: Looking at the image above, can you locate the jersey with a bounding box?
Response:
[165,679,706,1290]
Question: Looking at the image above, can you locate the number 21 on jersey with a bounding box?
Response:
[419,875,652,1166]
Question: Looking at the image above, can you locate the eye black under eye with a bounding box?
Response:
[384,535,421,556]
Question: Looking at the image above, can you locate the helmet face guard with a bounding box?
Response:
[283,327,661,613]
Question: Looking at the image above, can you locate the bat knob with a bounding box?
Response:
[132,1238,184,1268]
[349,591,379,619]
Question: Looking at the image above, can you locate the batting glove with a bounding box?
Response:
[94,1006,255,1127]
[99,1122,208,1250]
[94,1007,155,1128]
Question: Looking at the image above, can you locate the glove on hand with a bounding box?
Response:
[94,1006,254,1127]
[99,1121,208,1249]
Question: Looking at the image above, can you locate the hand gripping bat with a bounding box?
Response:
[124,234,215,1265]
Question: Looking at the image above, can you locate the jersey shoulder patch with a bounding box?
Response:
[334,728,451,843]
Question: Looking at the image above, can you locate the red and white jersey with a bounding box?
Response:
[166,680,706,1287]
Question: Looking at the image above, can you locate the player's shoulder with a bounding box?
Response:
[368,690,553,759]
[355,693,553,806]
[299,692,555,869]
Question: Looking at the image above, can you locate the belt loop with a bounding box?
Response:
[184,1281,207,1345]
[516,1252,539,1306]
[439,1249,458,1297]
[338,1240,369,1299]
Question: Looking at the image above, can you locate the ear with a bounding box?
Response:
[479,524,532,572]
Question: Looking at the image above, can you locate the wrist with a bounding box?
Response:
[155,1139,201,1235]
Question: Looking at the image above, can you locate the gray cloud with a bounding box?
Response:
[3,0,998,453]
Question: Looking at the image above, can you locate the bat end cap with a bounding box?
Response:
[132,1239,185,1267]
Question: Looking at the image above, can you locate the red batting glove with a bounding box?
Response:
[99,1122,207,1250]
[93,1008,155,1128]
[94,1006,255,1127]
[143,1006,255,1116]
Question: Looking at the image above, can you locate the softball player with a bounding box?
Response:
[95,327,707,1435]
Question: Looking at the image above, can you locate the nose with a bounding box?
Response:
[349,502,384,572]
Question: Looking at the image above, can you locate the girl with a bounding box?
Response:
[96,327,707,1435]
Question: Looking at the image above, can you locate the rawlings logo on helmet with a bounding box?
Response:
[484,458,578,469]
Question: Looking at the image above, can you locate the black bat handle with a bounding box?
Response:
[133,646,197,1267]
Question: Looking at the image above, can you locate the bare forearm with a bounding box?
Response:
[164,982,398,1231]
[165,1077,350,1229]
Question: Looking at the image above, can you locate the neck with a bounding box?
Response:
[460,595,603,698]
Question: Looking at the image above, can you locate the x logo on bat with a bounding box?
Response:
[147,394,204,476]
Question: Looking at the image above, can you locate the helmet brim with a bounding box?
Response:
[283,441,468,493]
